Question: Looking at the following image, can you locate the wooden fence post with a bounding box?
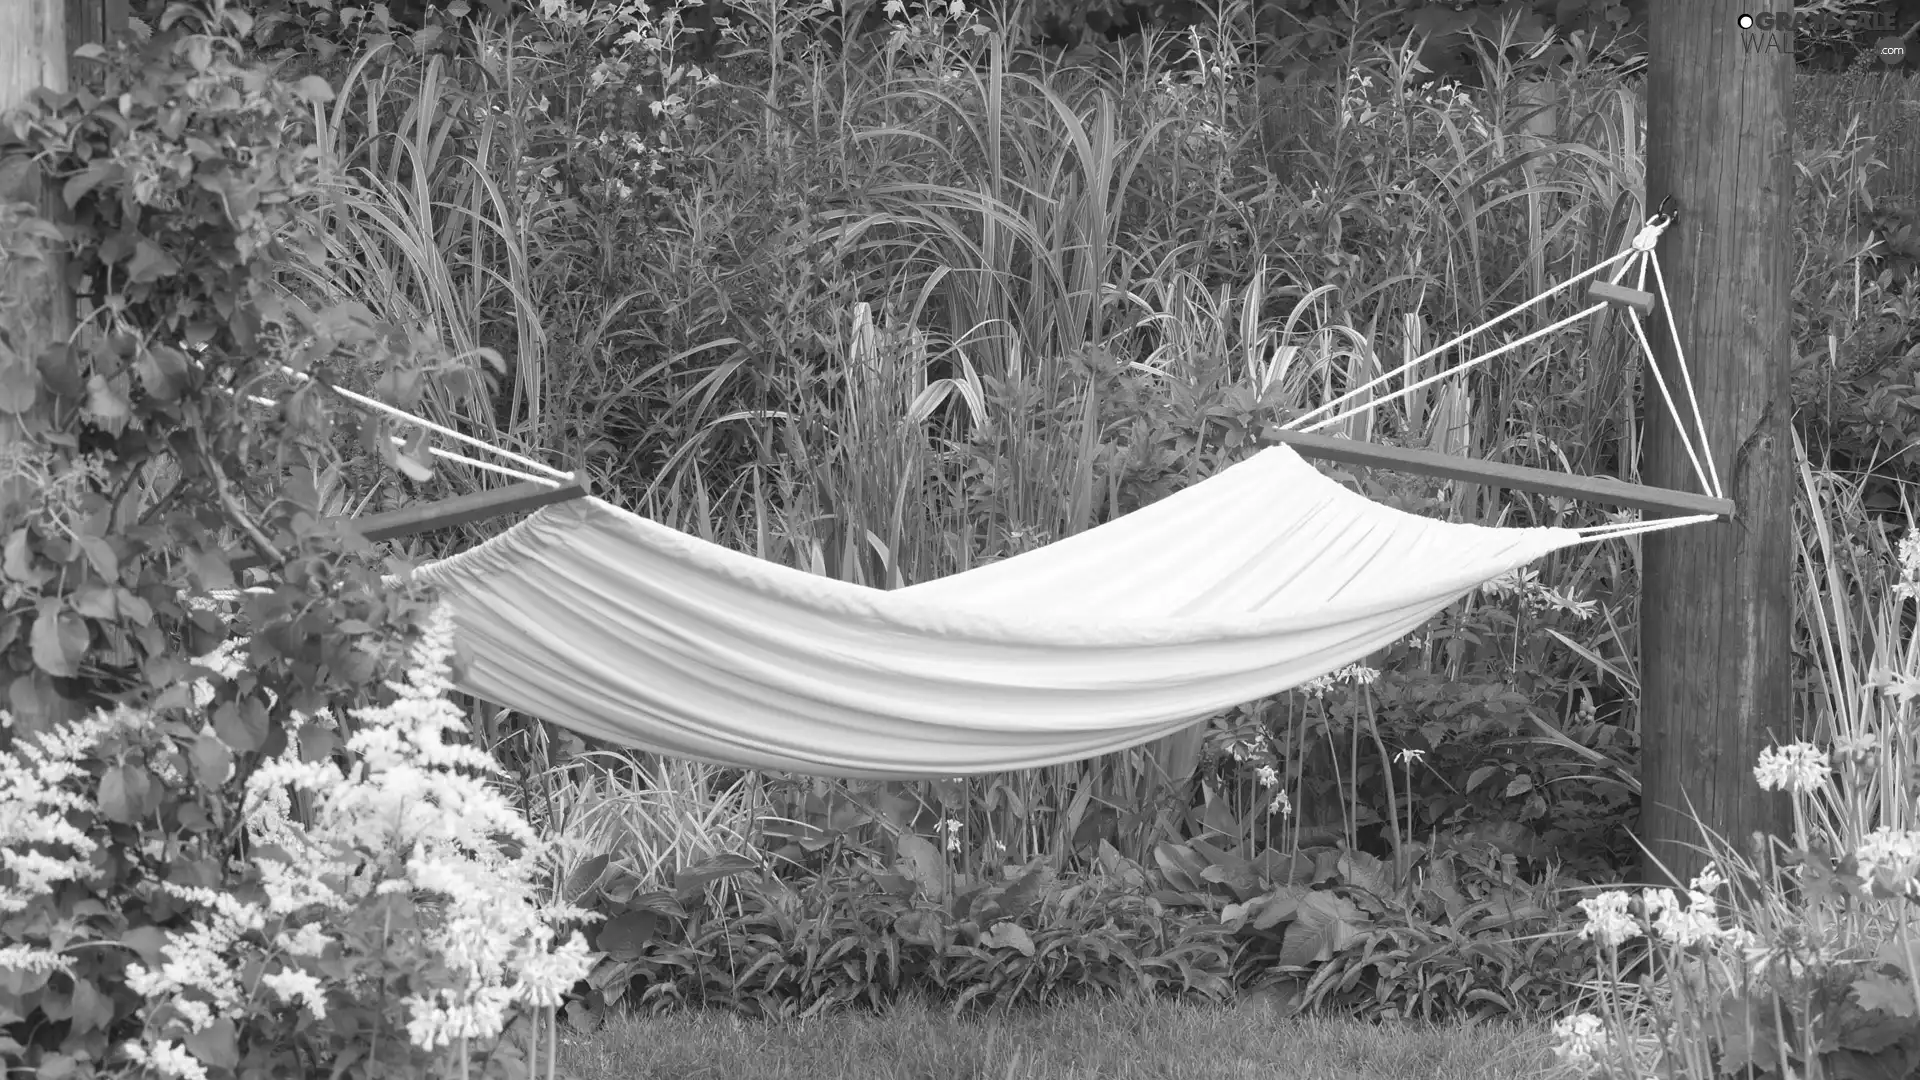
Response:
[2,1,123,472]
[2,2,120,725]
[1637,2,1795,886]
[0,1,72,517]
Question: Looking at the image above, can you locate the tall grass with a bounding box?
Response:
[1795,428,1920,856]
[303,31,564,445]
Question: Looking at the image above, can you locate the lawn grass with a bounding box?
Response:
[554,988,1561,1080]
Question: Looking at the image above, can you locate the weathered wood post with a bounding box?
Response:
[2,1,121,506]
[0,0,73,516]
[2,2,123,729]
[1637,2,1795,886]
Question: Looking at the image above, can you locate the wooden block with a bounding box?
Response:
[1588,280,1656,314]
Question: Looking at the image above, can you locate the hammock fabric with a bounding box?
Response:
[408,445,1587,779]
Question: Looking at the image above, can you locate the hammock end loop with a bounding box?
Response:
[1634,197,1680,250]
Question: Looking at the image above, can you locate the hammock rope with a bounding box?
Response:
[1279,214,1723,510]
[1284,218,1660,431]
[1284,252,1634,434]
[1650,250,1725,497]
[274,365,576,485]
[238,388,570,488]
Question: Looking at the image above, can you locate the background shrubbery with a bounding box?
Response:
[4,0,1920,1077]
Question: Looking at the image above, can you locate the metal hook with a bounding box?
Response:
[1654,194,1679,225]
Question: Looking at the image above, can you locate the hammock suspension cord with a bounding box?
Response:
[261,366,576,487]
[1274,212,1723,543]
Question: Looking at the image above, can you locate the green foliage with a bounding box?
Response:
[0,7,393,726]
[1710,845,1920,1080]
[0,5,588,1078]
[1788,92,1920,510]
[548,782,1597,1028]
[1136,820,1593,1020]
[127,0,468,64]
[1194,585,1642,880]
[561,839,1244,1024]
[994,0,1640,78]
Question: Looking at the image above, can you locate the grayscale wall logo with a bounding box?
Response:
[1736,10,1911,64]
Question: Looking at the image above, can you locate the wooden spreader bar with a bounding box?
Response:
[1263,430,1735,519]
[230,476,590,573]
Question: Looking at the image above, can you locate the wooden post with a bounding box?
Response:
[66,0,129,51]
[2,2,124,516]
[2,3,121,730]
[0,1,72,519]
[1638,3,1795,886]
[1,0,122,495]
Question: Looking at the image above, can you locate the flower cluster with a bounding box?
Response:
[1577,864,1734,951]
[1577,889,1638,949]
[1754,741,1832,794]
[1865,666,1920,707]
[1552,1011,1608,1068]
[936,817,965,854]
[120,605,598,1074]
[188,638,247,708]
[1296,662,1380,699]
[1854,827,1920,896]
[0,706,142,974]
[1477,566,1599,619]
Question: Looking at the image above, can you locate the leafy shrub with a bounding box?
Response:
[551,788,1600,1028]
[1,5,591,1078]
[1139,826,1594,1021]
[1789,106,1920,500]
[562,835,1242,1023]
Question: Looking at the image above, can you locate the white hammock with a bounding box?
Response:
[405,445,1584,778]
